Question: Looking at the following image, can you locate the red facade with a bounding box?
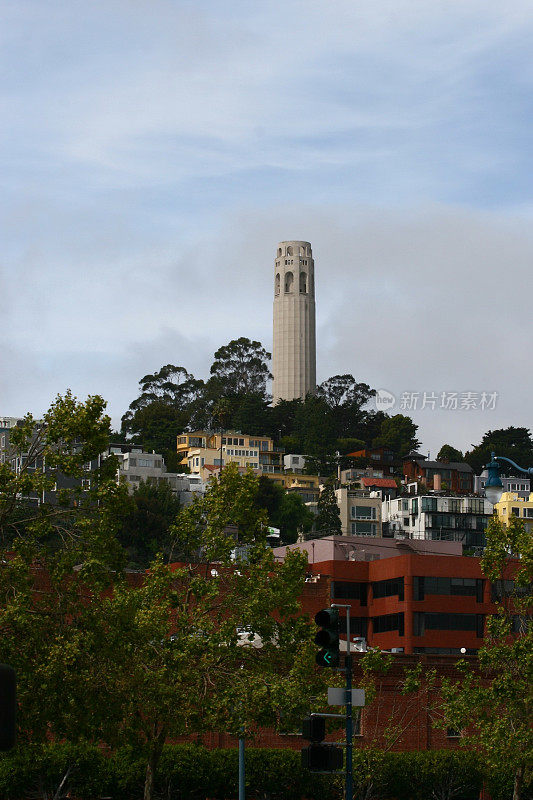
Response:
[300,551,497,654]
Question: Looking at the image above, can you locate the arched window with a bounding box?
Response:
[275,273,280,295]
[287,245,293,256]
[285,271,293,292]
[300,271,307,293]
[277,248,282,257]
[299,246,305,256]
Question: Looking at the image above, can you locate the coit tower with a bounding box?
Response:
[272,240,316,404]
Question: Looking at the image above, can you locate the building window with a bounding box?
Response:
[446,728,461,738]
[351,522,377,535]
[351,505,376,520]
[284,271,294,292]
[413,612,484,636]
[373,613,404,635]
[299,271,307,293]
[413,576,483,602]
[372,578,404,601]
[332,582,367,605]
[511,507,520,516]
[275,273,280,295]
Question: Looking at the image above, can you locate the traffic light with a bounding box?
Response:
[0,665,16,752]
[314,607,340,667]
[301,715,343,772]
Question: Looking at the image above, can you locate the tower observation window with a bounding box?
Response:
[275,273,280,295]
[284,272,293,292]
[300,272,307,293]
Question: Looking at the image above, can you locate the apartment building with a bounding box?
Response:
[494,491,533,533]
[335,486,383,537]
[382,494,492,547]
[109,444,206,505]
[177,430,284,480]
[403,453,474,493]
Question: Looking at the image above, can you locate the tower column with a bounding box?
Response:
[272,240,316,403]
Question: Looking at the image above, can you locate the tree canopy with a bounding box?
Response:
[465,427,533,475]
[440,515,533,800]
[0,398,328,800]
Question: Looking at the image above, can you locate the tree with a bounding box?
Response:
[373,414,420,458]
[274,492,315,544]
[437,444,465,463]
[440,516,533,800]
[118,480,181,568]
[209,337,272,397]
[315,480,342,536]
[465,427,533,475]
[1,409,328,800]
[121,365,205,458]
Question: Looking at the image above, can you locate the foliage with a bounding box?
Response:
[0,744,340,800]
[1,445,328,800]
[437,444,465,463]
[372,414,420,458]
[440,516,533,800]
[464,426,533,475]
[274,492,315,544]
[209,337,272,397]
[315,480,342,536]
[117,478,181,567]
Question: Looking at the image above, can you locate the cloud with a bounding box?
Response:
[0,0,531,454]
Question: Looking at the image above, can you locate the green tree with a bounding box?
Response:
[208,337,272,397]
[465,427,533,475]
[1,423,328,800]
[440,516,533,800]
[118,479,181,568]
[274,492,315,544]
[437,444,465,463]
[121,365,205,459]
[255,474,285,521]
[373,413,420,458]
[315,480,342,536]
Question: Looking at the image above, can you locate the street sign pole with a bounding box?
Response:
[332,603,353,800]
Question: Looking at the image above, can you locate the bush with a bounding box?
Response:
[0,743,510,800]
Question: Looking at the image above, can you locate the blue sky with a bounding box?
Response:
[1,0,532,454]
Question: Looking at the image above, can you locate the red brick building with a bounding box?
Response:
[402,453,474,493]
[275,536,501,655]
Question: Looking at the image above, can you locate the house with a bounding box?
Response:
[382,494,492,547]
[402,453,474,493]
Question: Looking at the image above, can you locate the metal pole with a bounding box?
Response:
[345,609,353,800]
[239,729,245,800]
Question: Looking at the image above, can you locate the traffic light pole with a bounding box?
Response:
[331,604,353,800]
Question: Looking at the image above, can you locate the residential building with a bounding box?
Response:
[494,491,533,533]
[283,453,306,473]
[475,470,531,500]
[402,453,474,493]
[335,487,383,537]
[109,443,206,505]
[345,447,400,476]
[272,240,316,403]
[382,494,492,547]
[177,430,283,481]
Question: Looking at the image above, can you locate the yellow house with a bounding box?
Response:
[494,491,533,533]
[177,430,283,480]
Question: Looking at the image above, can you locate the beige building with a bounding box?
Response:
[335,486,383,537]
[177,430,283,481]
[272,240,316,403]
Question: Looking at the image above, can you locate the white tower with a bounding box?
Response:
[272,240,316,404]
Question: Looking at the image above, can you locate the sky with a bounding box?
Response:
[1,0,532,455]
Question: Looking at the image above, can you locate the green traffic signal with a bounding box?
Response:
[314,608,340,668]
